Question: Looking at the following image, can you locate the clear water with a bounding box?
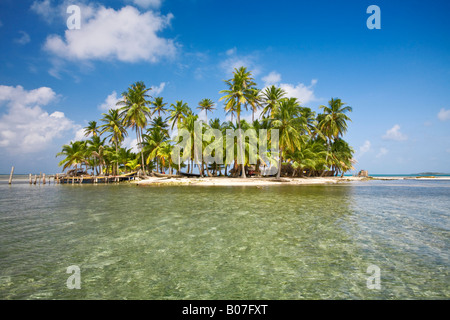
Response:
[0,178,449,299]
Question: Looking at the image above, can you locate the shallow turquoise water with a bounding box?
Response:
[0,179,449,299]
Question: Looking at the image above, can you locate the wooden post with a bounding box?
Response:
[29,173,32,185]
[43,173,46,185]
[34,175,37,185]
[8,166,14,185]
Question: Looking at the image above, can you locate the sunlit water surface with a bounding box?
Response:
[0,177,449,299]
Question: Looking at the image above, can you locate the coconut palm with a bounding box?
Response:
[169,100,190,173]
[143,127,169,173]
[86,135,107,175]
[151,97,168,117]
[56,141,88,172]
[84,121,100,138]
[318,98,352,141]
[100,109,128,175]
[248,89,261,123]
[318,98,352,176]
[197,98,216,123]
[260,85,286,118]
[219,66,258,178]
[271,98,309,178]
[168,100,189,130]
[117,81,152,175]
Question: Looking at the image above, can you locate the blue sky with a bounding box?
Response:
[0,0,449,174]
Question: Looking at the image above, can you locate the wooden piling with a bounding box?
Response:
[8,166,14,185]
[29,173,32,184]
[34,175,37,185]
[43,173,46,185]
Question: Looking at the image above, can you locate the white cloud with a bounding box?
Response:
[279,80,317,105]
[261,71,318,105]
[220,48,260,76]
[382,124,408,141]
[151,82,166,96]
[438,108,450,121]
[14,31,31,45]
[131,0,163,9]
[376,147,388,158]
[31,0,56,22]
[31,0,96,24]
[262,71,281,86]
[358,140,371,157]
[0,85,76,154]
[43,5,177,63]
[98,91,120,111]
[123,137,139,153]
[73,127,87,142]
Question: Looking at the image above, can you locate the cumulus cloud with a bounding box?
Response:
[98,91,120,111]
[262,71,281,86]
[261,71,318,105]
[382,124,408,141]
[123,137,139,153]
[358,140,371,157]
[14,31,31,45]
[438,108,450,121]
[151,82,166,96]
[220,48,260,76]
[0,85,76,154]
[43,5,177,63]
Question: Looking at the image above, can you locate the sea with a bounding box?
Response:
[0,175,449,299]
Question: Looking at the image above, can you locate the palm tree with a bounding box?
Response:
[318,98,352,175]
[260,85,286,118]
[318,98,352,141]
[330,138,355,177]
[143,127,169,173]
[219,66,258,178]
[86,135,107,175]
[149,116,169,137]
[56,141,88,172]
[248,89,261,123]
[169,100,190,173]
[197,98,216,123]
[168,100,189,130]
[117,81,152,175]
[151,97,168,117]
[271,98,309,179]
[100,109,128,175]
[84,121,100,138]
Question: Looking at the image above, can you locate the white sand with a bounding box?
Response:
[134,175,450,187]
[135,176,369,186]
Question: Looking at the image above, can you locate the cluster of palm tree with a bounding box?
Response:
[57,67,355,178]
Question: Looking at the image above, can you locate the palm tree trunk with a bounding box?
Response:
[237,114,246,178]
[137,128,146,175]
[277,148,283,179]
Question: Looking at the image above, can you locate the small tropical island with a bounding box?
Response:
[56,66,356,186]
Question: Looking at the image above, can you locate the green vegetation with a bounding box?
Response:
[57,67,354,177]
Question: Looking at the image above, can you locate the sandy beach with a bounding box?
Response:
[134,175,450,186]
